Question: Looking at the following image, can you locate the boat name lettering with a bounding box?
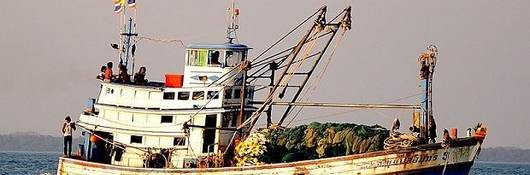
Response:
[359,154,438,170]
[106,88,114,94]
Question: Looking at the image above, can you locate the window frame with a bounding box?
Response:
[130,135,143,144]
[177,91,190,100]
[234,89,241,99]
[161,115,173,123]
[173,137,187,146]
[192,91,205,100]
[207,91,219,99]
[163,92,175,100]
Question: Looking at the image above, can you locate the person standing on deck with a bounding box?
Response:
[428,114,437,143]
[62,116,76,157]
[104,62,114,82]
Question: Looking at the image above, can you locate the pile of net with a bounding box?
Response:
[234,122,389,166]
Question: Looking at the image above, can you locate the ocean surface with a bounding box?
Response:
[1,151,529,175]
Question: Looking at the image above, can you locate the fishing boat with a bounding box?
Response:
[57,1,487,175]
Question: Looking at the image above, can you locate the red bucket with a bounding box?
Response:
[165,74,184,88]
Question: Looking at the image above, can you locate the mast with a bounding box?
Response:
[121,17,138,74]
[114,1,138,75]
[226,0,239,44]
[418,45,437,142]
[226,0,247,137]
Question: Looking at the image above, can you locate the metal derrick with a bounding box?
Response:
[235,6,354,132]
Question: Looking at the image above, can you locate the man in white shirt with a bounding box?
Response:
[62,116,76,157]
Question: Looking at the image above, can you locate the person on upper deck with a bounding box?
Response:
[104,62,113,82]
[133,66,148,85]
[96,65,107,80]
[116,64,131,84]
[62,116,76,157]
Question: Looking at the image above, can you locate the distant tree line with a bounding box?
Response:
[478,147,530,163]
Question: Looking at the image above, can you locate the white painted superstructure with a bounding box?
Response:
[77,43,254,168]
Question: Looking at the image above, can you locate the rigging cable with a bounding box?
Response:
[285,24,349,127]
[240,26,324,130]
[250,7,324,63]
[284,92,422,125]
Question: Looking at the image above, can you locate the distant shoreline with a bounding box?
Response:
[0,150,62,154]
[476,161,530,165]
[1,134,529,163]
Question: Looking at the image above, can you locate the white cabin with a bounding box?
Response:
[77,43,255,168]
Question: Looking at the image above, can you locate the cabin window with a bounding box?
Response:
[188,50,208,66]
[130,135,143,144]
[192,91,205,100]
[178,92,190,100]
[222,112,238,127]
[188,50,196,65]
[246,89,254,99]
[163,92,175,100]
[208,50,222,66]
[161,116,173,123]
[225,51,244,67]
[234,89,241,99]
[224,88,232,99]
[207,91,219,99]
[222,113,231,127]
[174,137,186,146]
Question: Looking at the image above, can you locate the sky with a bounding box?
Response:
[0,1,528,148]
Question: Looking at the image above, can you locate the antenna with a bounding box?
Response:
[120,18,138,75]
[114,1,138,75]
[226,0,240,43]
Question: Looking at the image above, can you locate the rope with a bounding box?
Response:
[285,25,349,127]
[75,123,146,155]
[86,113,188,129]
[250,7,324,63]
[136,36,185,47]
[239,27,323,130]
[383,132,417,150]
[283,92,422,125]
[76,123,191,153]
[185,134,197,157]
[442,145,450,175]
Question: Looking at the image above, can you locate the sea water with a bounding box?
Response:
[0,151,529,175]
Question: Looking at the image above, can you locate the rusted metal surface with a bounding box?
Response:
[57,138,481,175]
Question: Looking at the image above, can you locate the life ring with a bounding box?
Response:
[184,161,192,168]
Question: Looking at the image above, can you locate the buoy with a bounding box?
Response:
[450,128,458,139]
[90,134,99,143]
[473,127,487,141]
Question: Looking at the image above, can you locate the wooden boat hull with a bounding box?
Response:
[57,137,482,175]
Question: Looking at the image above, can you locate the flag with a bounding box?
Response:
[113,0,125,13]
[128,0,136,8]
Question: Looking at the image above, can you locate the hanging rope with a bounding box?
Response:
[285,23,350,127]
[76,123,146,155]
[136,36,185,47]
